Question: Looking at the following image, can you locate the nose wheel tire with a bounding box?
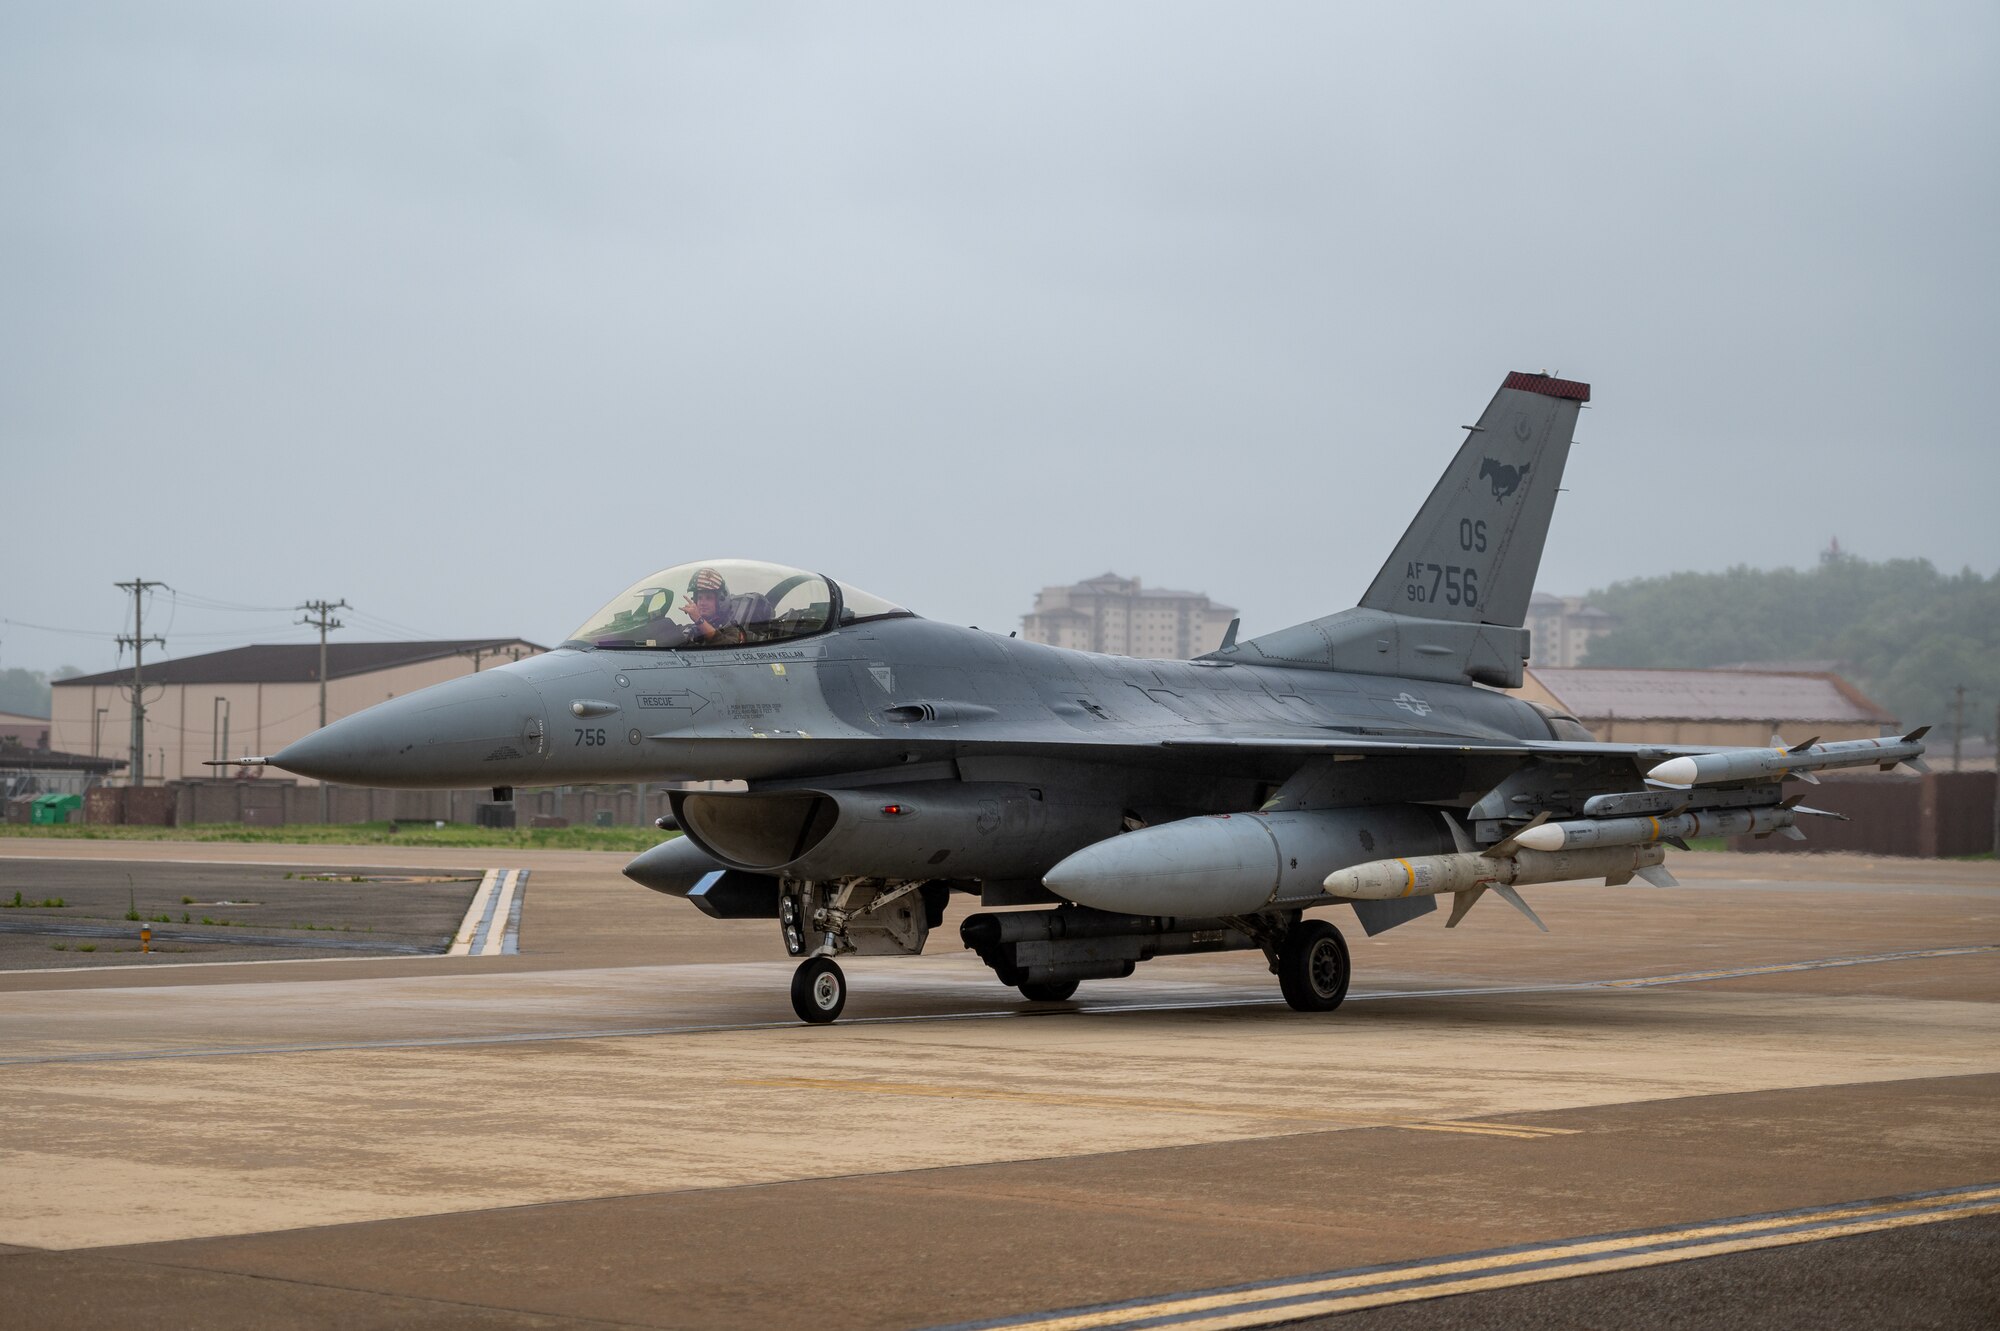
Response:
[1017,979,1079,1003]
[1278,919,1350,1012]
[791,957,847,1024]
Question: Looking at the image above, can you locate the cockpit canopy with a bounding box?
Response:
[567,559,910,651]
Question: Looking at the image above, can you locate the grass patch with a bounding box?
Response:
[0,821,669,851]
[4,892,67,908]
[1682,836,1732,853]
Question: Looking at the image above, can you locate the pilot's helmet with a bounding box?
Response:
[687,567,729,598]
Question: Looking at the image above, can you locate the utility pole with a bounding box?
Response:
[1952,684,1966,772]
[1992,703,1999,860]
[115,579,167,787]
[298,598,348,823]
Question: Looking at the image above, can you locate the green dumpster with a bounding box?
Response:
[30,793,82,825]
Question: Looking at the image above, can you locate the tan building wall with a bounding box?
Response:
[52,646,541,786]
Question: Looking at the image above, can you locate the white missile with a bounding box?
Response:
[1513,805,1795,852]
[1322,844,1666,900]
[1646,728,1930,788]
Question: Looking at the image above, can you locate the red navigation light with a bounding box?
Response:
[881,804,907,816]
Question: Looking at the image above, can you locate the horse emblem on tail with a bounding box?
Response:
[1479,457,1529,501]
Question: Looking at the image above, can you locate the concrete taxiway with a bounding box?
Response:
[0,837,1994,1329]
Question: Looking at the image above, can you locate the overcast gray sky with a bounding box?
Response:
[4,1,1995,676]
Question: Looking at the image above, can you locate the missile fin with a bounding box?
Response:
[1440,809,1476,854]
[1491,884,1549,933]
[1445,886,1487,928]
[1779,824,1808,841]
[1665,836,1690,851]
[1636,864,1679,887]
[1903,725,1931,742]
[1606,868,1635,886]
[1483,811,1550,859]
[1786,735,1821,755]
[1793,804,1847,821]
[1790,768,1821,785]
[1901,756,1932,775]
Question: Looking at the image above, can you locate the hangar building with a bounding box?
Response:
[1514,666,1895,747]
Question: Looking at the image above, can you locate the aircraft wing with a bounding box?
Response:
[657,726,1927,791]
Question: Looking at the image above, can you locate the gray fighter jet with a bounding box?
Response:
[235,372,1928,1023]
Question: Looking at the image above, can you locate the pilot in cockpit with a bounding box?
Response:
[683,567,749,645]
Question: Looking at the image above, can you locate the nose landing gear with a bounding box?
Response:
[790,956,847,1024]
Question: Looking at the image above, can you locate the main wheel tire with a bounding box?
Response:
[1278,919,1350,1012]
[1018,979,1079,1003]
[790,957,847,1024]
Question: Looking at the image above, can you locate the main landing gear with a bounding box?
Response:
[1276,918,1351,1012]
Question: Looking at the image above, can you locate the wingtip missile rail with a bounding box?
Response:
[1645,729,1931,789]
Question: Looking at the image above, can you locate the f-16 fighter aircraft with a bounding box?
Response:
[233,372,1929,1023]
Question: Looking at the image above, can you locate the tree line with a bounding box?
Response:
[1581,554,1999,743]
[0,667,81,722]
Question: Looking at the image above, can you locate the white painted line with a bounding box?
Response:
[448,870,502,956]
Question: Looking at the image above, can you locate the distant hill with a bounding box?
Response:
[1582,555,1999,741]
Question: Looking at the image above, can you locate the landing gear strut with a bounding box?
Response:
[1277,918,1350,1012]
[790,956,847,1024]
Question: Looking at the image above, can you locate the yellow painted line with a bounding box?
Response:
[446,870,500,956]
[1156,1205,2000,1331]
[730,1077,1577,1139]
[978,1188,2000,1331]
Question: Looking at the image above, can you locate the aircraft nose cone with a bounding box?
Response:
[270,670,548,788]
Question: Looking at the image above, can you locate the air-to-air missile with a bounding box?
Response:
[1512,804,1800,852]
[1320,843,1668,900]
[1645,728,1931,788]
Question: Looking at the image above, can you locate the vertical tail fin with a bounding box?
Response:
[1357,372,1588,629]
[1221,371,1590,686]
